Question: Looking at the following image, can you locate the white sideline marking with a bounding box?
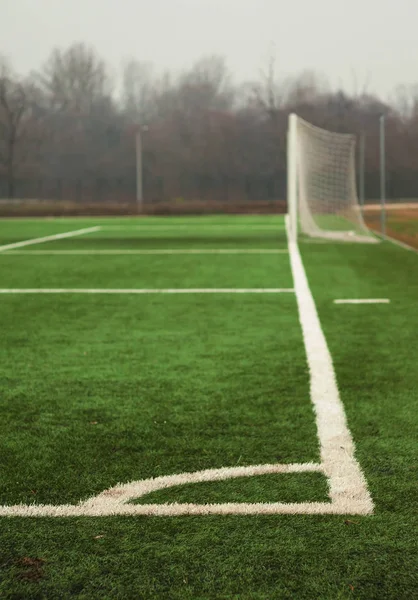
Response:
[101,224,283,231]
[2,249,288,256]
[0,288,295,295]
[286,215,374,515]
[0,216,374,517]
[0,227,101,252]
[334,299,390,305]
[0,502,363,517]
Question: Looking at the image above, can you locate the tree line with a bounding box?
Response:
[1,43,418,205]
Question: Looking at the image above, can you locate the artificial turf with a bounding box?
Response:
[0,215,416,599]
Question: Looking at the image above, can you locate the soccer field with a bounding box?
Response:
[0,215,416,598]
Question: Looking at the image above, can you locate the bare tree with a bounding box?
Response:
[121,59,155,123]
[390,84,418,121]
[251,54,285,121]
[37,43,111,114]
[0,59,43,197]
[285,70,329,110]
[31,44,128,183]
[178,55,235,112]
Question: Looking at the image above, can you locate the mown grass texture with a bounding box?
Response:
[0,215,416,599]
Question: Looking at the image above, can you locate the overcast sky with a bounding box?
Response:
[1,0,417,98]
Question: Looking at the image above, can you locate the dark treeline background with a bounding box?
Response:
[1,43,418,207]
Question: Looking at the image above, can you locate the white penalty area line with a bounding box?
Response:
[0,226,101,252]
[1,249,289,256]
[286,215,374,516]
[334,299,390,304]
[0,288,295,295]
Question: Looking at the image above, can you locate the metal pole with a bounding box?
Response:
[358,132,365,212]
[287,113,298,242]
[379,115,386,235]
[135,128,143,212]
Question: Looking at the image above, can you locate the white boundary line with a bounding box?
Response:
[0,216,374,517]
[0,227,101,252]
[100,224,284,231]
[1,249,288,256]
[334,299,390,305]
[0,288,295,295]
[287,216,374,515]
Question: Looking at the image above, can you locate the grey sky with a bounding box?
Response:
[1,0,417,98]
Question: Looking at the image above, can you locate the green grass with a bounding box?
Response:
[0,254,292,288]
[133,473,330,505]
[0,215,417,599]
[0,294,316,506]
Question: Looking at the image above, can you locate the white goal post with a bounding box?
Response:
[287,114,377,243]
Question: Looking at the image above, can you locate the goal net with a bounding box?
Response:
[287,114,377,243]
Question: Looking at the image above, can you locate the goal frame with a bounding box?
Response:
[287,113,376,244]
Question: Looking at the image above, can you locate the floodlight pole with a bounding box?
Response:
[358,132,365,213]
[135,127,144,213]
[379,115,386,236]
